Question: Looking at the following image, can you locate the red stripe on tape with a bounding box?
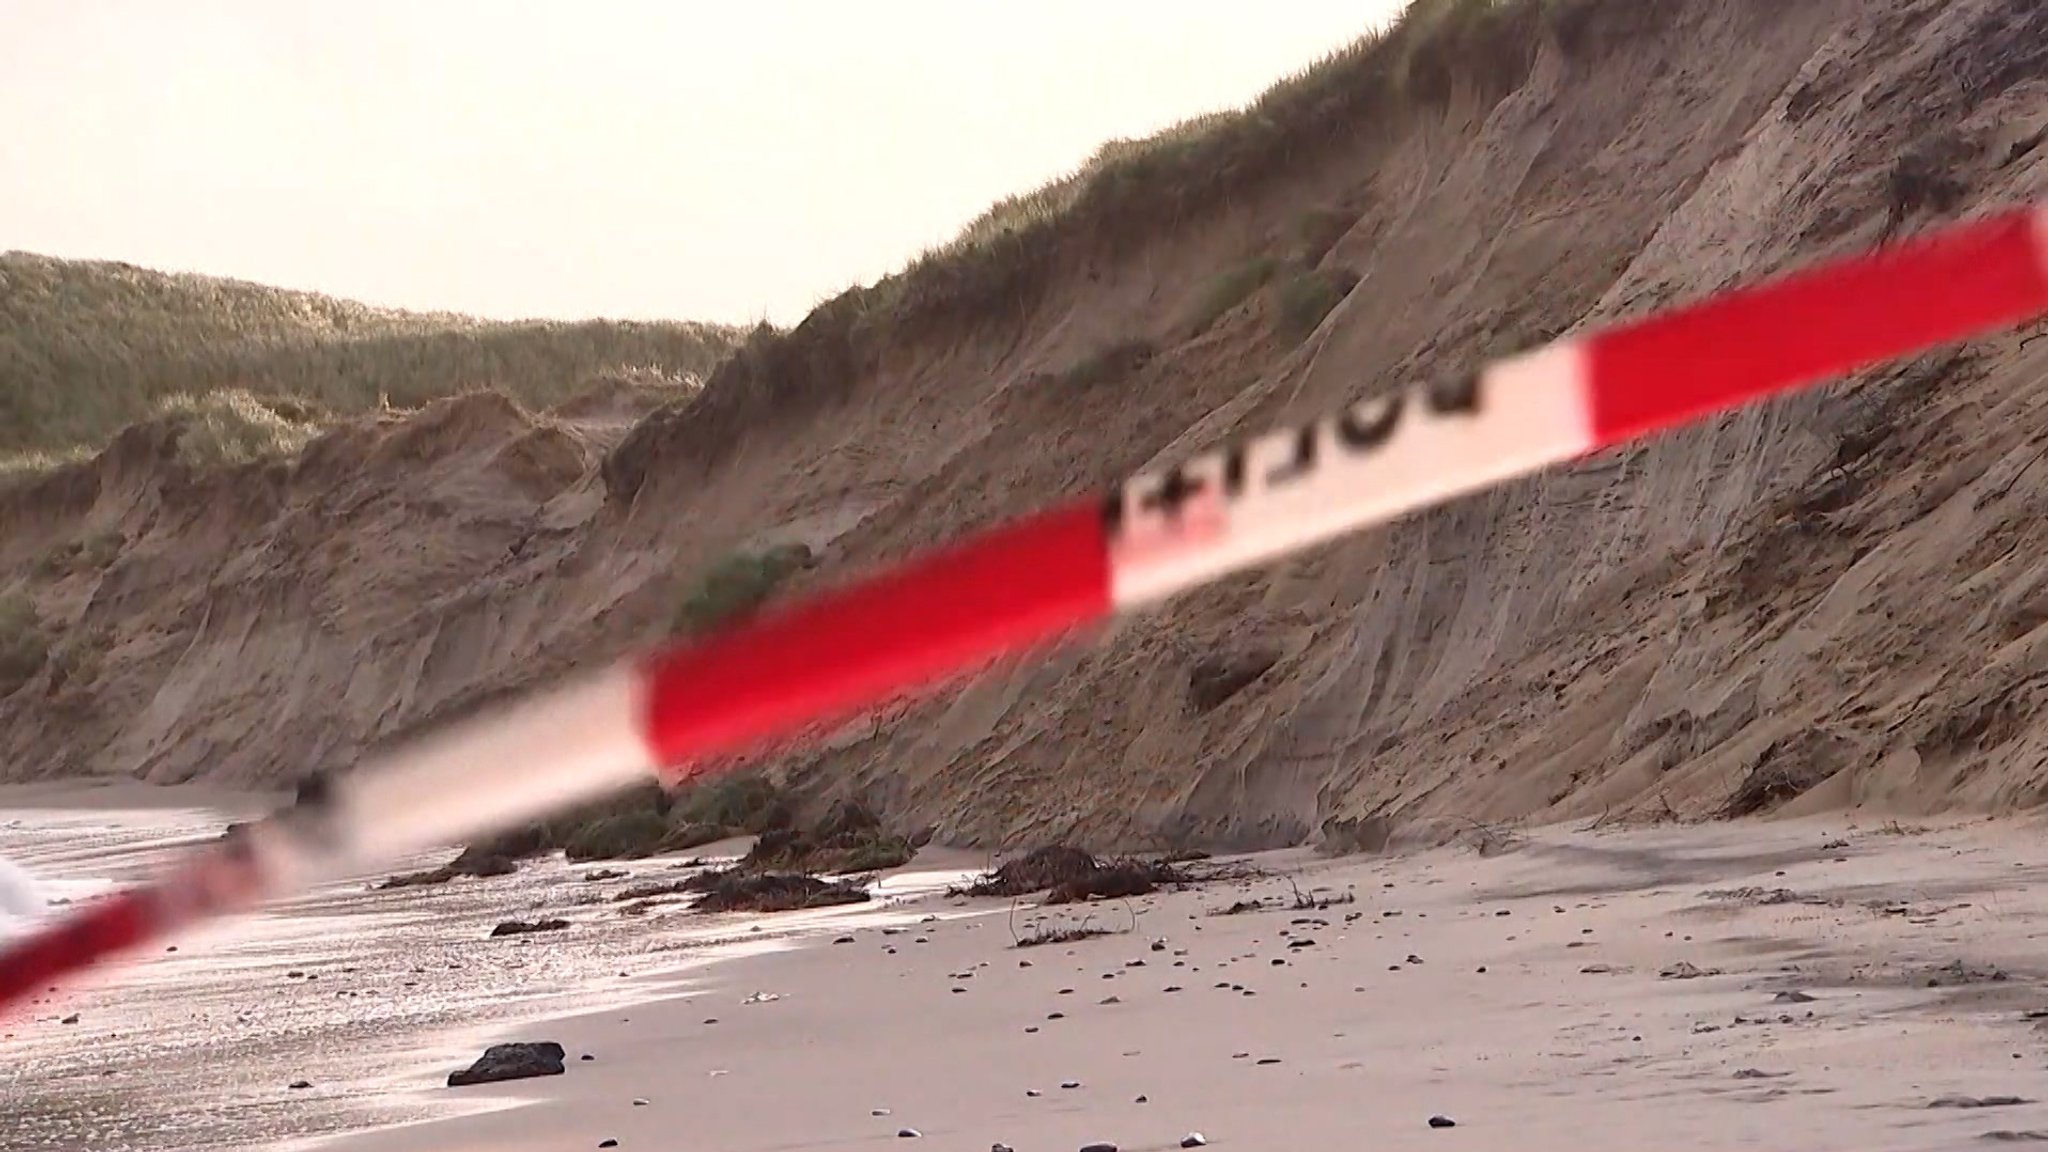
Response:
[638,499,1114,771]
[0,891,154,1009]
[1587,209,2048,447]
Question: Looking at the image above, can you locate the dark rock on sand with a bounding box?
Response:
[1429,1115,1457,1128]
[1931,1096,2033,1109]
[491,918,570,937]
[957,845,1194,904]
[447,1041,568,1087]
[688,870,869,914]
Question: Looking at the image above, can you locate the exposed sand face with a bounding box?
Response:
[9,1,2048,858]
[322,814,2048,1152]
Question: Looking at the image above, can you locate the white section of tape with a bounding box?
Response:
[318,664,658,871]
[1107,341,1596,609]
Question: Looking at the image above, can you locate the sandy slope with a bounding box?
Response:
[325,815,2048,1152]
[3,0,2048,856]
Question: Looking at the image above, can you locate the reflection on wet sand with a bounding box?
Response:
[0,792,966,1152]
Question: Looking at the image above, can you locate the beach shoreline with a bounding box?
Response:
[0,782,973,1152]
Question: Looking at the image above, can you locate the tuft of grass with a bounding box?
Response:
[669,772,793,834]
[562,811,671,863]
[0,251,743,465]
[1015,922,1116,949]
[1184,257,1279,336]
[1291,205,1358,266]
[0,589,48,696]
[672,543,814,637]
[153,389,322,469]
[1058,339,1158,389]
[1273,267,1362,341]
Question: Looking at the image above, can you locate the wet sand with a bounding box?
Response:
[0,784,965,1152]
[325,813,2048,1152]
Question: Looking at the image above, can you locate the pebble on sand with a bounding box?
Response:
[1429,1114,1457,1128]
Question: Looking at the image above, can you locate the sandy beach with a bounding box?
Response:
[292,812,2048,1152]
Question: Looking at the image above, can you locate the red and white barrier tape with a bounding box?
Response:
[5,205,2047,1016]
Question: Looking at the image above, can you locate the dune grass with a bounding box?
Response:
[683,0,1590,459]
[0,252,743,467]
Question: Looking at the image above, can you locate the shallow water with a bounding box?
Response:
[0,803,970,1152]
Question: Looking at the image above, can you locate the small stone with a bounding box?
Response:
[1429,1115,1456,1128]
[1061,1079,1082,1089]
[1026,1089,1043,1097]
[580,1054,595,1061]
[1256,1057,1281,1065]
[632,1098,648,1106]
[873,1108,891,1116]
[1181,1134,1208,1148]
[59,1014,78,1025]
[288,1080,312,1090]
[1079,1143,1119,1152]
[1135,1094,1148,1103]
[598,1142,618,1149]
[994,1145,1015,1152]
[897,1128,921,1138]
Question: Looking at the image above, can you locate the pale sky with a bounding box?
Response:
[1,1,1404,327]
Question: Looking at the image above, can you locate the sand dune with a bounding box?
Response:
[6,0,2048,855]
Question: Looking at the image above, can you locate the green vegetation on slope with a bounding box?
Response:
[873,0,1575,321]
[672,543,816,637]
[0,251,744,464]
[643,0,1606,497]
